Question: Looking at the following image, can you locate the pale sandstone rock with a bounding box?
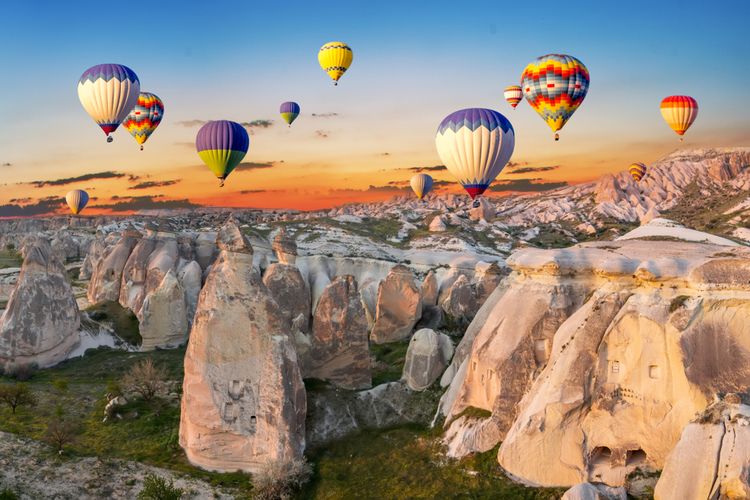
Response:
[562,483,627,500]
[473,262,504,306]
[179,221,305,474]
[370,265,422,344]
[87,228,141,304]
[420,270,438,307]
[468,197,495,222]
[139,270,188,351]
[272,228,297,265]
[0,238,80,369]
[80,233,105,280]
[177,260,202,326]
[263,263,310,333]
[309,276,371,389]
[402,328,453,391]
[440,274,476,320]
[429,216,447,232]
[194,232,217,270]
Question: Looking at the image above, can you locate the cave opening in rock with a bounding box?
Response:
[626,448,647,465]
[590,446,612,466]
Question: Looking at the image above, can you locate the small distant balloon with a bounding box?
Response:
[318,41,353,85]
[521,54,589,141]
[123,92,164,150]
[660,95,698,140]
[504,85,523,109]
[435,108,515,200]
[78,64,140,142]
[66,189,89,215]
[410,173,433,200]
[629,162,647,182]
[280,101,300,126]
[196,121,249,187]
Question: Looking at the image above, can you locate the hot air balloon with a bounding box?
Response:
[196,121,249,187]
[504,85,523,109]
[521,54,589,141]
[435,108,515,200]
[318,41,353,85]
[629,162,647,182]
[66,189,89,215]
[410,173,433,200]
[660,95,698,140]
[280,101,300,126]
[122,92,164,150]
[78,64,140,143]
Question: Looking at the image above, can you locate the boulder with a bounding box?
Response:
[420,270,438,307]
[440,274,477,321]
[139,270,188,351]
[179,220,306,474]
[0,238,80,369]
[473,262,504,306]
[194,232,217,270]
[370,265,422,344]
[402,329,453,391]
[309,276,371,390]
[263,263,311,333]
[561,483,627,500]
[429,216,447,232]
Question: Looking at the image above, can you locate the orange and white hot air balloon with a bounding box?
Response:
[660,95,698,140]
[504,85,523,109]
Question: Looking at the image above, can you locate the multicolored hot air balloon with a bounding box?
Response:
[410,173,433,200]
[66,189,89,215]
[504,85,523,109]
[521,54,589,141]
[435,108,515,200]
[78,64,140,143]
[122,92,164,150]
[629,162,647,182]
[280,101,300,126]
[196,121,249,187]
[318,41,353,85]
[660,95,698,140]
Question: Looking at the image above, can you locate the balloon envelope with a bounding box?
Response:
[78,64,140,139]
[660,95,698,137]
[196,121,249,186]
[521,54,589,139]
[504,85,523,109]
[435,108,515,199]
[410,173,434,200]
[66,189,89,215]
[318,41,353,84]
[123,92,164,148]
[280,101,301,126]
[629,162,647,182]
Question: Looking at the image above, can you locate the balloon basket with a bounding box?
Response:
[106,136,113,143]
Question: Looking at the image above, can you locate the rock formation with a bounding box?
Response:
[420,270,438,307]
[402,328,453,391]
[139,270,188,351]
[468,197,495,222]
[177,260,202,325]
[179,220,306,474]
[370,265,422,344]
[262,263,311,333]
[272,228,297,265]
[429,216,447,232]
[194,232,217,270]
[0,238,80,369]
[87,227,141,304]
[309,275,371,389]
[440,274,477,320]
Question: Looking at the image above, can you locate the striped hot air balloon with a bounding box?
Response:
[77,64,140,142]
[504,85,523,109]
[280,101,300,126]
[123,92,164,150]
[66,189,89,215]
[629,162,647,182]
[660,95,698,140]
[318,41,353,85]
[521,54,589,140]
[196,121,249,187]
[435,108,515,200]
[410,173,433,200]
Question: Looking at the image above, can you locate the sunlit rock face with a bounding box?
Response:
[370,264,422,344]
[0,237,80,369]
[263,263,311,333]
[87,227,141,304]
[179,220,306,474]
[139,269,188,351]
[440,236,750,489]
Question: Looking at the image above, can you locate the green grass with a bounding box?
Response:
[370,341,410,386]
[0,250,22,269]
[86,301,142,346]
[663,181,750,239]
[302,425,566,499]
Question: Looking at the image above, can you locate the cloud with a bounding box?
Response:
[176,119,274,132]
[176,120,207,127]
[311,113,339,118]
[1,162,11,167]
[505,165,560,174]
[27,171,126,188]
[9,197,32,203]
[399,165,447,173]
[128,174,142,182]
[490,178,568,192]
[94,195,199,212]
[504,161,528,168]
[0,197,64,217]
[239,189,268,194]
[315,130,330,139]
[234,161,278,171]
[381,152,390,156]
[128,180,180,190]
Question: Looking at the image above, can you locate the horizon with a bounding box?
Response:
[1,0,749,217]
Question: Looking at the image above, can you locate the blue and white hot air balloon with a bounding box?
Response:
[77,64,140,142]
[434,108,515,199]
[66,189,89,215]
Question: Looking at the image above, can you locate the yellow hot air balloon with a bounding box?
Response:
[318,41,353,85]
[410,174,433,200]
[629,162,647,182]
[660,95,698,141]
[65,189,89,215]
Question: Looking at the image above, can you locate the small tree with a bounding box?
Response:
[137,474,184,500]
[253,457,312,500]
[44,418,77,452]
[122,358,168,401]
[0,383,36,414]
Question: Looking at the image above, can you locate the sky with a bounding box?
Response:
[1,0,749,216]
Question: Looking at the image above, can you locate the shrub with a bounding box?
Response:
[0,383,36,414]
[51,378,69,393]
[137,474,184,500]
[0,487,18,500]
[44,418,77,452]
[4,363,37,381]
[252,457,312,500]
[122,358,168,401]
